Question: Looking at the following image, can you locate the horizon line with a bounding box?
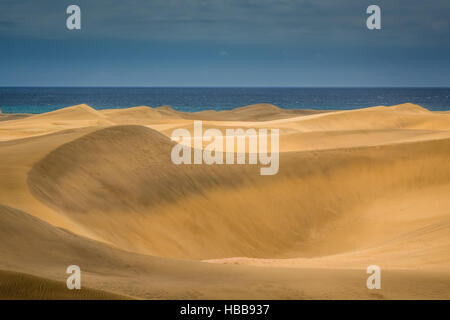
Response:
[1,86,450,89]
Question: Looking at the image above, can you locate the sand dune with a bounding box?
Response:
[0,204,448,299]
[192,104,301,120]
[101,105,183,123]
[0,104,112,140]
[0,103,449,299]
[29,104,106,121]
[0,270,127,300]
[188,103,331,121]
[267,103,450,132]
[0,113,30,122]
[27,125,450,261]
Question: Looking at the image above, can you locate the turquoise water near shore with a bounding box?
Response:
[0,87,449,114]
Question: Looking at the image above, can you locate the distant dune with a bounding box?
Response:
[190,103,331,121]
[0,103,449,299]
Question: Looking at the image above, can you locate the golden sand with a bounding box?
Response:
[0,103,449,299]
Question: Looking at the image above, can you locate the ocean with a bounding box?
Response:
[0,87,449,114]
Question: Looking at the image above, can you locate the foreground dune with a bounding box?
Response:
[0,270,128,300]
[1,204,448,299]
[0,103,449,299]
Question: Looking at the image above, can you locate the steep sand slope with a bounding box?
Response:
[1,204,449,300]
[0,125,111,240]
[27,126,450,262]
[0,270,128,300]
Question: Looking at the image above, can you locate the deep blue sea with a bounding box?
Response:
[0,87,449,114]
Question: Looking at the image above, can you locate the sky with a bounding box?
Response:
[0,0,449,87]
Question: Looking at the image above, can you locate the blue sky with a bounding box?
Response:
[0,0,449,86]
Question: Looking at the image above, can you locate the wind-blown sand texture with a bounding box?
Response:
[0,102,449,299]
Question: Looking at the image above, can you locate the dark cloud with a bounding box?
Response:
[0,0,448,46]
[0,0,448,86]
